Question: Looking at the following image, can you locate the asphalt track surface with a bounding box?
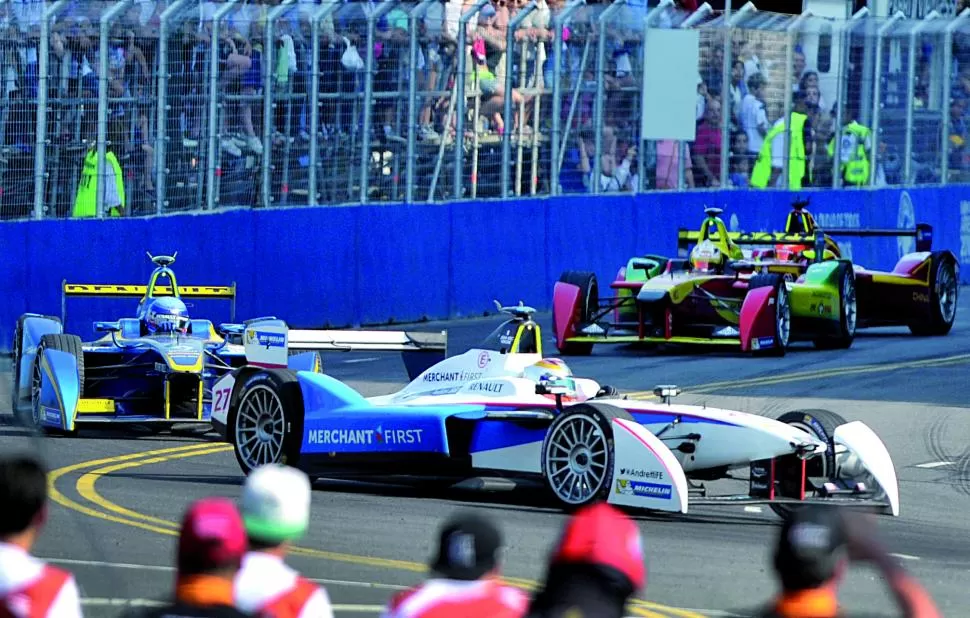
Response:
[2,290,970,617]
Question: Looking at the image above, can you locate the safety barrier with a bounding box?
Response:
[1,0,969,220]
[2,185,968,353]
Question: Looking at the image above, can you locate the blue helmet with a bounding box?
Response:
[145,297,190,334]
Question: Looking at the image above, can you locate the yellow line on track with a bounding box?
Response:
[56,445,697,618]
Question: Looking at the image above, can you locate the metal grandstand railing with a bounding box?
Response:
[0,0,966,219]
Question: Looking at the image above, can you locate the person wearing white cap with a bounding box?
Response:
[233,464,334,618]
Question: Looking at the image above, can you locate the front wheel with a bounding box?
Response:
[909,255,959,336]
[540,403,631,510]
[230,369,304,474]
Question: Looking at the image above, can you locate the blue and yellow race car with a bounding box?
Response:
[10,253,327,435]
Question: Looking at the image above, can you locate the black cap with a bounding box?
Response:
[773,506,848,591]
[429,512,503,581]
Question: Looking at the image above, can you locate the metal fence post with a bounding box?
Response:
[677,4,712,190]
[549,0,585,197]
[781,10,812,188]
[97,0,134,219]
[261,0,296,210]
[832,7,868,189]
[941,9,970,184]
[156,0,193,216]
[903,11,938,184]
[405,0,437,204]
[718,2,757,189]
[33,0,68,220]
[359,0,398,205]
[206,0,241,211]
[869,11,905,187]
[308,0,340,207]
[592,0,627,196]
[502,1,537,198]
[453,0,490,201]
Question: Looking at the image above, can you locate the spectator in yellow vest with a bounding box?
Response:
[750,93,813,190]
[73,132,126,218]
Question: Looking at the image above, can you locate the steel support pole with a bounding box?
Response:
[903,10,938,184]
[869,11,905,186]
[941,9,970,184]
[832,7,867,188]
[452,0,490,200]
[781,10,812,188]
[33,0,68,220]
[502,1,537,198]
[591,0,627,195]
[97,0,133,219]
[718,2,757,188]
[155,0,193,215]
[308,0,340,206]
[549,0,585,196]
[359,0,398,204]
[206,0,241,211]
[405,0,437,203]
[261,0,296,209]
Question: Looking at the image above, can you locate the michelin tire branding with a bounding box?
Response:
[615,479,673,500]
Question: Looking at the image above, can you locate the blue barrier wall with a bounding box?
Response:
[3,187,968,353]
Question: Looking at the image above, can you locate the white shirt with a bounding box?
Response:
[740,92,768,155]
[0,543,82,618]
[234,551,333,618]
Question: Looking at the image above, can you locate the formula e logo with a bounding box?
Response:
[477,351,490,368]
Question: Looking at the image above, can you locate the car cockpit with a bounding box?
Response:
[690,207,744,273]
[781,200,841,262]
[479,301,542,355]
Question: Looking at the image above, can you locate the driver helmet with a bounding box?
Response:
[145,297,190,334]
[690,240,724,272]
[524,358,577,399]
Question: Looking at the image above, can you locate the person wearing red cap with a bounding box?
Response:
[526,502,645,618]
[381,512,528,618]
[0,455,83,618]
[132,497,252,618]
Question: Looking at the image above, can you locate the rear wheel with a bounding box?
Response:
[556,271,598,356]
[768,409,847,518]
[230,369,304,475]
[909,255,958,336]
[540,402,631,510]
[814,262,857,349]
[748,274,790,356]
[31,334,84,435]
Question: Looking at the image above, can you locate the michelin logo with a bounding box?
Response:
[615,479,673,500]
[246,329,286,349]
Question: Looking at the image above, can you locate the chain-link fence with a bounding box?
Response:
[5,0,969,220]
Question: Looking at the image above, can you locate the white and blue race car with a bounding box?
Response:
[211,305,900,518]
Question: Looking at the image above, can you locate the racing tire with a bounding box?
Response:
[747,274,790,357]
[813,262,857,350]
[909,253,959,336]
[229,369,304,475]
[31,334,84,436]
[556,271,599,356]
[768,408,848,519]
[540,402,633,511]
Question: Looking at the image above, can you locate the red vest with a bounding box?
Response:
[257,576,319,618]
[0,566,72,618]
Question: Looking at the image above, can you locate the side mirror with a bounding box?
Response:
[653,384,681,404]
[94,321,122,334]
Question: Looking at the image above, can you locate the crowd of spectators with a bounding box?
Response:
[0,0,967,216]
[0,452,946,618]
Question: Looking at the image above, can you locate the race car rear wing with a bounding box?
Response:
[61,281,237,324]
[239,319,448,381]
[677,223,933,257]
[288,328,448,381]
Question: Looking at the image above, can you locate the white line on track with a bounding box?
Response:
[43,557,409,590]
[915,461,955,469]
[342,357,381,364]
[890,553,921,561]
